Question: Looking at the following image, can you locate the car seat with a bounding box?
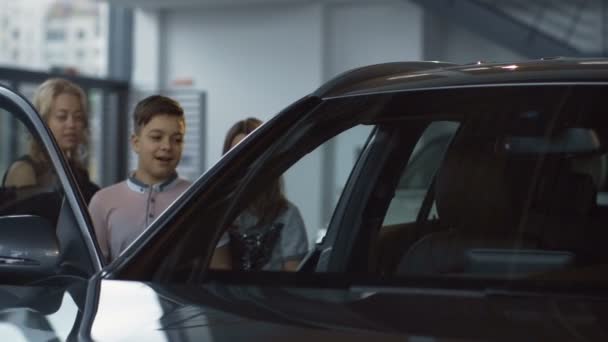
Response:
[395,129,585,277]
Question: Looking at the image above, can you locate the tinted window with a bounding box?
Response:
[0,94,95,285]
[225,125,372,272]
[0,106,64,225]
[383,121,458,226]
[375,88,608,281]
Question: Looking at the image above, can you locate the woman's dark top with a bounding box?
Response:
[2,155,100,204]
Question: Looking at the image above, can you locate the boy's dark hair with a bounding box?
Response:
[133,95,184,133]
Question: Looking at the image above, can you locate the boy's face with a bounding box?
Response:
[131,114,185,184]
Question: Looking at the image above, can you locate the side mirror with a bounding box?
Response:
[0,215,59,281]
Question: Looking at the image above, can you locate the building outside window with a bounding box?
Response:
[46,28,66,41]
[0,0,108,78]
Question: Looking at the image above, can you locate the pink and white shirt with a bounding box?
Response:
[89,173,191,261]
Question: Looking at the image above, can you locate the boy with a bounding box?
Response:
[89,95,229,265]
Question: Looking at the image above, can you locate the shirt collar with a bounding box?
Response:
[126,172,180,193]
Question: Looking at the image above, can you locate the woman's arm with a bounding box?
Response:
[210,245,231,270]
[4,161,36,187]
[283,260,300,271]
[209,231,231,269]
[279,204,309,272]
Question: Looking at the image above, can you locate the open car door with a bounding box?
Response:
[0,85,102,284]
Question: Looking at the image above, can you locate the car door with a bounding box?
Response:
[0,85,102,283]
[0,85,106,341]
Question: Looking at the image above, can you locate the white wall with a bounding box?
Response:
[423,12,525,64]
[163,3,324,165]
[442,25,525,64]
[325,1,422,78]
[132,9,162,90]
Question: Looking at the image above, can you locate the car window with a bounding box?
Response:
[0,106,64,224]
[383,121,458,226]
[0,92,96,284]
[371,89,608,281]
[225,125,372,272]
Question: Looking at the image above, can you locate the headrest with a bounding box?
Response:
[435,133,525,235]
[435,130,598,236]
[531,170,596,216]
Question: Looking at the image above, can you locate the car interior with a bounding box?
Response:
[372,113,608,281]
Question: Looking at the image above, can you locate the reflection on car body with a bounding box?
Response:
[1,58,608,341]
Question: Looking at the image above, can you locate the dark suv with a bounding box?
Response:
[0,58,607,341]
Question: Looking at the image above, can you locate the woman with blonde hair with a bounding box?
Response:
[224,117,308,271]
[2,78,99,203]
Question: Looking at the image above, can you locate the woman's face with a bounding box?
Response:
[230,133,247,150]
[46,93,85,153]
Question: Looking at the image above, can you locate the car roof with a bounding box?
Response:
[314,57,608,98]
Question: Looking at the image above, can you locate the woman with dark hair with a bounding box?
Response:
[224,117,308,271]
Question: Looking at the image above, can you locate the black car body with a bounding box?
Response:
[1,58,607,341]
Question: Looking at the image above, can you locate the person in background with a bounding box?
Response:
[224,117,308,271]
[3,78,99,203]
[88,95,230,264]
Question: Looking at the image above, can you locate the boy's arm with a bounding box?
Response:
[88,193,110,262]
